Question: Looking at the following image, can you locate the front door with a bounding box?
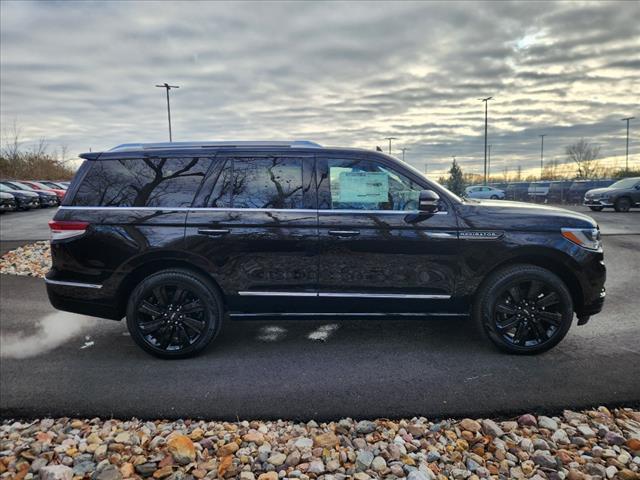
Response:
[185,152,318,313]
[315,154,460,313]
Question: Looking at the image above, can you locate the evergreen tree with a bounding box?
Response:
[446,159,465,196]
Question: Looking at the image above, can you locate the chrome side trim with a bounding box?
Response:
[237,291,450,299]
[229,312,466,318]
[59,206,448,215]
[45,278,103,289]
[238,291,317,297]
[318,292,450,299]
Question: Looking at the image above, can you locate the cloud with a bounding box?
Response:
[1,0,638,175]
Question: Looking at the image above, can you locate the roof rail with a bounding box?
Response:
[108,140,322,152]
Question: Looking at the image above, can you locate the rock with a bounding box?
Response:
[551,429,570,444]
[218,442,239,456]
[567,470,586,480]
[390,464,405,477]
[240,473,255,480]
[40,465,74,480]
[294,437,313,449]
[314,432,339,448]
[481,419,504,437]
[532,453,557,470]
[257,473,278,480]
[533,438,550,450]
[619,469,639,480]
[585,463,606,477]
[626,438,640,451]
[307,460,325,474]
[73,461,97,475]
[605,431,626,445]
[243,431,265,445]
[94,466,123,480]
[153,466,174,479]
[501,421,518,432]
[30,458,49,472]
[355,420,377,434]
[605,465,618,479]
[286,450,301,467]
[459,419,482,433]
[135,463,158,477]
[538,416,558,431]
[356,450,374,470]
[267,452,286,466]
[407,471,430,480]
[518,414,537,427]
[167,435,196,465]
[371,456,386,472]
[353,473,371,480]
[577,425,596,438]
[120,463,134,478]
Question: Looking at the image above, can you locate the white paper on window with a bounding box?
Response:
[337,171,389,203]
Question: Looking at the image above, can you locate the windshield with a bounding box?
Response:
[610,178,639,189]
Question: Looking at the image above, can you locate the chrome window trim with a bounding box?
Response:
[238,291,450,299]
[59,206,447,215]
[45,278,103,289]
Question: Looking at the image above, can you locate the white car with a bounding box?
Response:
[465,185,505,199]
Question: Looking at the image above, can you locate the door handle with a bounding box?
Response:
[197,228,230,236]
[328,230,360,237]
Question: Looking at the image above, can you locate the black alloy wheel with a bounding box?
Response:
[474,264,573,354]
[126,269,223,358]
[589,206,603,211]
[614,197,631,212]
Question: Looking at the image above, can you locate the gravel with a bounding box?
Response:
[1,408,639,479]
[0,241,50,278]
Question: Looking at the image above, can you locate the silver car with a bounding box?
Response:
[465,185,505,199]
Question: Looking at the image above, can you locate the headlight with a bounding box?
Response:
[561,228,602,251]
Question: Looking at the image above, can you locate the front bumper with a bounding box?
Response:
[39,196,59,207]
[17,198,40,209]
[583,197,613,207]
[0,201,17,211]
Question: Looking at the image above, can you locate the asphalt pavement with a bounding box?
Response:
[1,205,639,420]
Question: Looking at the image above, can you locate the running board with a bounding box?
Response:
[229,312,468,319]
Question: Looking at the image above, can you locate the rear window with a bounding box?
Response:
[72,157,209,207]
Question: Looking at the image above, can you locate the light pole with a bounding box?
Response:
[622,117,635,171]
[539,134,546,178]
[480,97,493,185]
[384,137,397,155]
[155,83,180,142]
[400,147,410,162]
[488,145,491,180]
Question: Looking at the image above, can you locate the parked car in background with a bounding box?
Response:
[583,177,640,212]
[547,181,573,204]
[47,140,606,358]
[0,191,17,213]
[465,185,505,199]
[38,180,69,190]
[0,180,59,207]
[568,180,614,204]
[505,182,530,201]
[0,183,40,210]
[528,182,551,201]
[20,180,66,200]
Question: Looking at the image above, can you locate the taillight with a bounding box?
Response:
[48,220,89,241]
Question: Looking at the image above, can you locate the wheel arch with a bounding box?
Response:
[114,255,225,318]
[474,251,584,313]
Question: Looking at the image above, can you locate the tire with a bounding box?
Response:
[589,206,603,211]
[490,195,498,199]
[473,264,573,354]
[614,197,631,213]
[126,269,224,359]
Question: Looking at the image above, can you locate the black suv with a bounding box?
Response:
[47,141,606,358]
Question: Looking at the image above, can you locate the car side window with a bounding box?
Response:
[207,156,305,209]
[319,158,421,211]
[72,157,209,207]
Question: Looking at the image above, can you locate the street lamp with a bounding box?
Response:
[400,147,410,162]
[539,134,546,178]
[622,117,635,171]
[155,83,180,142]
[384,137,397,155]
[479,97,493,185]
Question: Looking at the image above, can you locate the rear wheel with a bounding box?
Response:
[589,206,603,211]
[490,195,499,199]
[614,197,631,212]
[473,265,573,354]
[126,269,223,359]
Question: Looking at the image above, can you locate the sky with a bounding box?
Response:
[1,0,639,177]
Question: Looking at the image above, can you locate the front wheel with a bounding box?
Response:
[126,269,223,359]
[490,195,499,199]
[473,265,573,354]
[589,206,603,211]
[614,197,631,212]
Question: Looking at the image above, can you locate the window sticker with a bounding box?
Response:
[337,171,389,203]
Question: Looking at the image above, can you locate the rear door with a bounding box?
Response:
[185,152,318,313]
[315,153,460,313]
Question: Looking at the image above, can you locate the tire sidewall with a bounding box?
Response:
[615,197,630,212]
[475,266,573,354]
[126,270,222,359]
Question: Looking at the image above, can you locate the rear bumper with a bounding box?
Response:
[45,274,122,320]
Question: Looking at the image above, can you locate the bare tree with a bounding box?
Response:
[566,138,600,179]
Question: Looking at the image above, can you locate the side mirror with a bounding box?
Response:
[419,189,440,213]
